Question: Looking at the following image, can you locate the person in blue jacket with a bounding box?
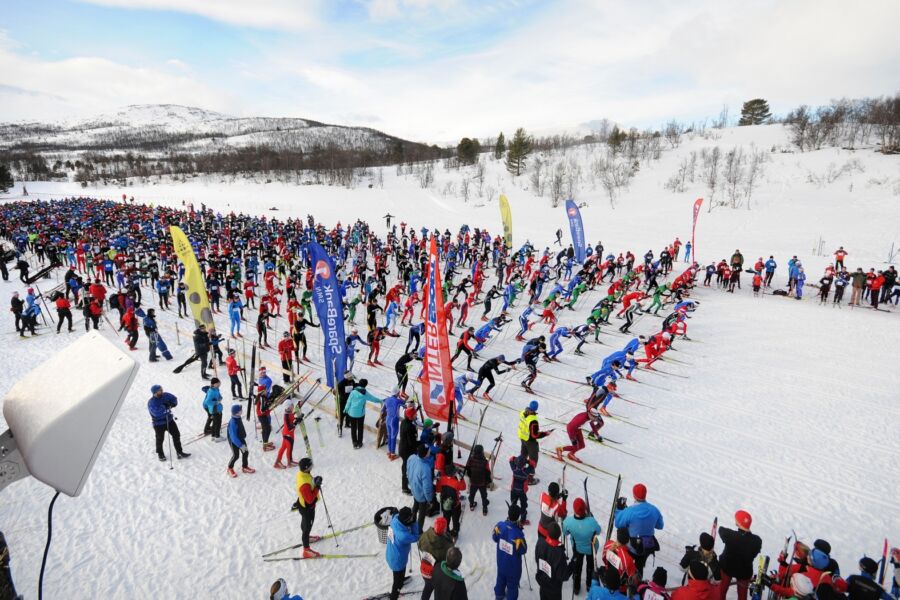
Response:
[382,389,405,460]
[492,504,528,600]
[202,378,224,441]
[547,327,571,360]
[474,318,503,352]
[563,497,602,595]
[343,379,382,449]
[795,267,806,300]
[514,305,534,340]
[268,578,304,600]
[614,483,664,579]
[385,507,421,599]
[588,567,628,600]
[763,256,777,287]
[147,385,189,462]
[227,403,254,477]
[405,322,424,354]
[228,296,244,337]
[407,443,435,530]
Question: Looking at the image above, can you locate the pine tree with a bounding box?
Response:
[494,132,506,160]
[739,99,772,126]
[505,128,532,176]
[0,164,13,193]
[457,137,481,165]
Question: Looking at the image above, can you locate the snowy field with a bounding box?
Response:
[1,125,898,599]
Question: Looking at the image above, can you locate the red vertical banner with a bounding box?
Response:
[421,236,454,422]
[691,198,703,262]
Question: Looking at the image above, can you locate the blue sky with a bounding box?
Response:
[2,0,898,141]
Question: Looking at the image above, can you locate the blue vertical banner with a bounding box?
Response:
[565,199,586,263]
[307,241,347,387]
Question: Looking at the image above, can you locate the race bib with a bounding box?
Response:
[387,527,395,543]
[606,550,622,570]
[499,539,514,556]
[538,558,552,577]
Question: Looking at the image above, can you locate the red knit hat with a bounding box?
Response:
[404,407,416,420]
[433,517,448,536]
[735,509,752,530]
[633,483,647,500]
[573,498,587,517]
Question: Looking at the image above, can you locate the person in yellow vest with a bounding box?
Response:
[517,400,552,484]
[295,457,322,558]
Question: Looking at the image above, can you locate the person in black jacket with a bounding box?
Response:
[398,407,419,495]
[718,510,762,600]
[464,444,491,515]
[10,292,24,335]
[679,531,721,584]
[193,325,211,378]
[535,521,571,600]
[336,372,357,435]
[432,546,468,600]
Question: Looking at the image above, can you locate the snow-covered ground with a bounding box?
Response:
[1,124,898,599]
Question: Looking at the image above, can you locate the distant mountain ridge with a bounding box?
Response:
[0,104,425,156]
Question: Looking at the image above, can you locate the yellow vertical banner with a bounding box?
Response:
[170,226,216,335]
[499,193,513,248]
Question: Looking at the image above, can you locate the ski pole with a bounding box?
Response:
[523,554,533,591]
[166,411,174,471]
[318,487,339,547]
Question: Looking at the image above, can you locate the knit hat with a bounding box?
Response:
[231,403,242,414]
[398,507,414,525]
[150,384,163,394]
[859,556,878,575]
[791,573,814,598]
[507,504,521,522]
[405,407,416,420]
[699,532,715,551]
[527,400,539,412]
[445,546,462,570]
[573,498,587,517]
[809,548,829,570]
[632,483,647,500]
[548,482,560,498]
[813,539,832,555]
[433,517,448,536]
[652,567,668,587]
[545,521,561,540]
[689,560,709,580]
[735,509,752,530]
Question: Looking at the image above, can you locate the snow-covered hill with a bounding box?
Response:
[0,103,420,156]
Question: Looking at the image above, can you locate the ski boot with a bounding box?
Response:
[599,407,611,417]
[287,460,299,467]
[226,468,237,478]
[241,466,256,474]
[273,461,287,469]
[566,452,583,463]
[625,374,636,381]
[554,447,564,461]
[481,392,492,401]
[302,548,321,559]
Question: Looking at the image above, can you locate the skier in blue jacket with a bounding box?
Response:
[474,318,503,352]
[547,327,571,360]
[563,497,602,595]
[226,403,254,477]
[382,390,405,460]
[148,385,189,462]
[515,305,535,340]
[614,483,664,578]
[202,378,224,441]
[343,379,382,449]
[385,507,421,599]
[407,444,435,530]
[492,504,528,600]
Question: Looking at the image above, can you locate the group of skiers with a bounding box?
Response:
[701,247,899,309]
[3,198,896,600]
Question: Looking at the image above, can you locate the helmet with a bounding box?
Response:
[298,458,313,472]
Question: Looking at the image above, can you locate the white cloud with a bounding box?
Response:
[0,46,227,123]
[77,0,320,31]
[363,0,459,21]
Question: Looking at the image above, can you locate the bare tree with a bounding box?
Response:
[549,161,566,207]
[664,120,683,148]
[743,148,766,210]
[701,146,722,212]
[723,147,745,208]
[460,177,471,203]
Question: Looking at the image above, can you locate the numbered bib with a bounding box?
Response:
[499,539,514,556]
[606,550,622,570]
[538,558,552,577]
